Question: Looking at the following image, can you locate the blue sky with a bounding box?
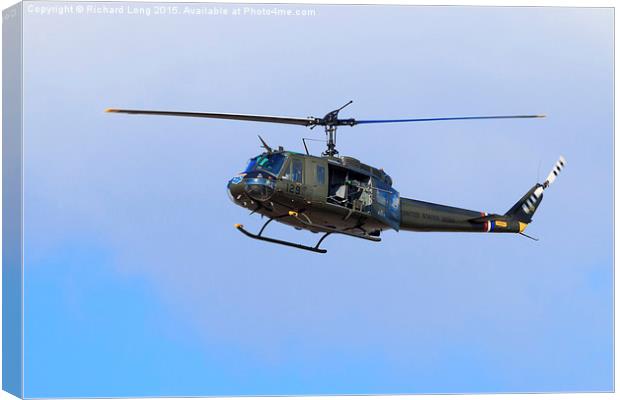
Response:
[21,3,612,397]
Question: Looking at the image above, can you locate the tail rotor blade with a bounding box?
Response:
[543,156,566,188]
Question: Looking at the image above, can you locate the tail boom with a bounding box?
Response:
[398,156,565,235]
[399,198,524,234]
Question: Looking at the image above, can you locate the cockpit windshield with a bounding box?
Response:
[244,153,287,176]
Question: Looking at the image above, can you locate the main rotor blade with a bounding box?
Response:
[354,114,545,125]
[105,109,318,126]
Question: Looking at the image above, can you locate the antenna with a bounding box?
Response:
[301,137,326,156]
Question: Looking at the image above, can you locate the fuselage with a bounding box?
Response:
[227,150,398,236]
[227,149,526,237]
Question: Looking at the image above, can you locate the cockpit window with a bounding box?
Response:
[244,153,287,176]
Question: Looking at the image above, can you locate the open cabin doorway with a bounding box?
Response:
[326,165,373,213]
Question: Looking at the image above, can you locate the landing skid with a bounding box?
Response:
[235,223,330,254]
[235,212,382,253]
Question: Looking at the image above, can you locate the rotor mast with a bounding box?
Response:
[324,125,338,157]
[320,100,353,157]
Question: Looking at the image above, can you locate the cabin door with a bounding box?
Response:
[282,156,306,206]
[306,159,328,202]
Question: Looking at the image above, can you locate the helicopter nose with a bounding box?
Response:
[243,177,275,202]
[227,175,246,202]
[227,175,276,203]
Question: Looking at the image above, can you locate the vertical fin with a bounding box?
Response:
[505,156,566,223]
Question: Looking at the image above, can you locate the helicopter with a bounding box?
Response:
[106,101,565,253]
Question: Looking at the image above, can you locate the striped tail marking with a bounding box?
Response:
[543,155,566,188]
[522,156,565,215]
[521,186,544,215]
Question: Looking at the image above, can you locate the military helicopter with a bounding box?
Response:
[106,101,565,253]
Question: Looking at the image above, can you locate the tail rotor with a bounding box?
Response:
[505,156,566,224]
[543,156,566,188]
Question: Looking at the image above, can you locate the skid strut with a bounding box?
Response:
[235,219,331,254]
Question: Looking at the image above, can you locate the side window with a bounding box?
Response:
[316,165,325,185]
[292,159,303,183]
[282,161,292,180]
